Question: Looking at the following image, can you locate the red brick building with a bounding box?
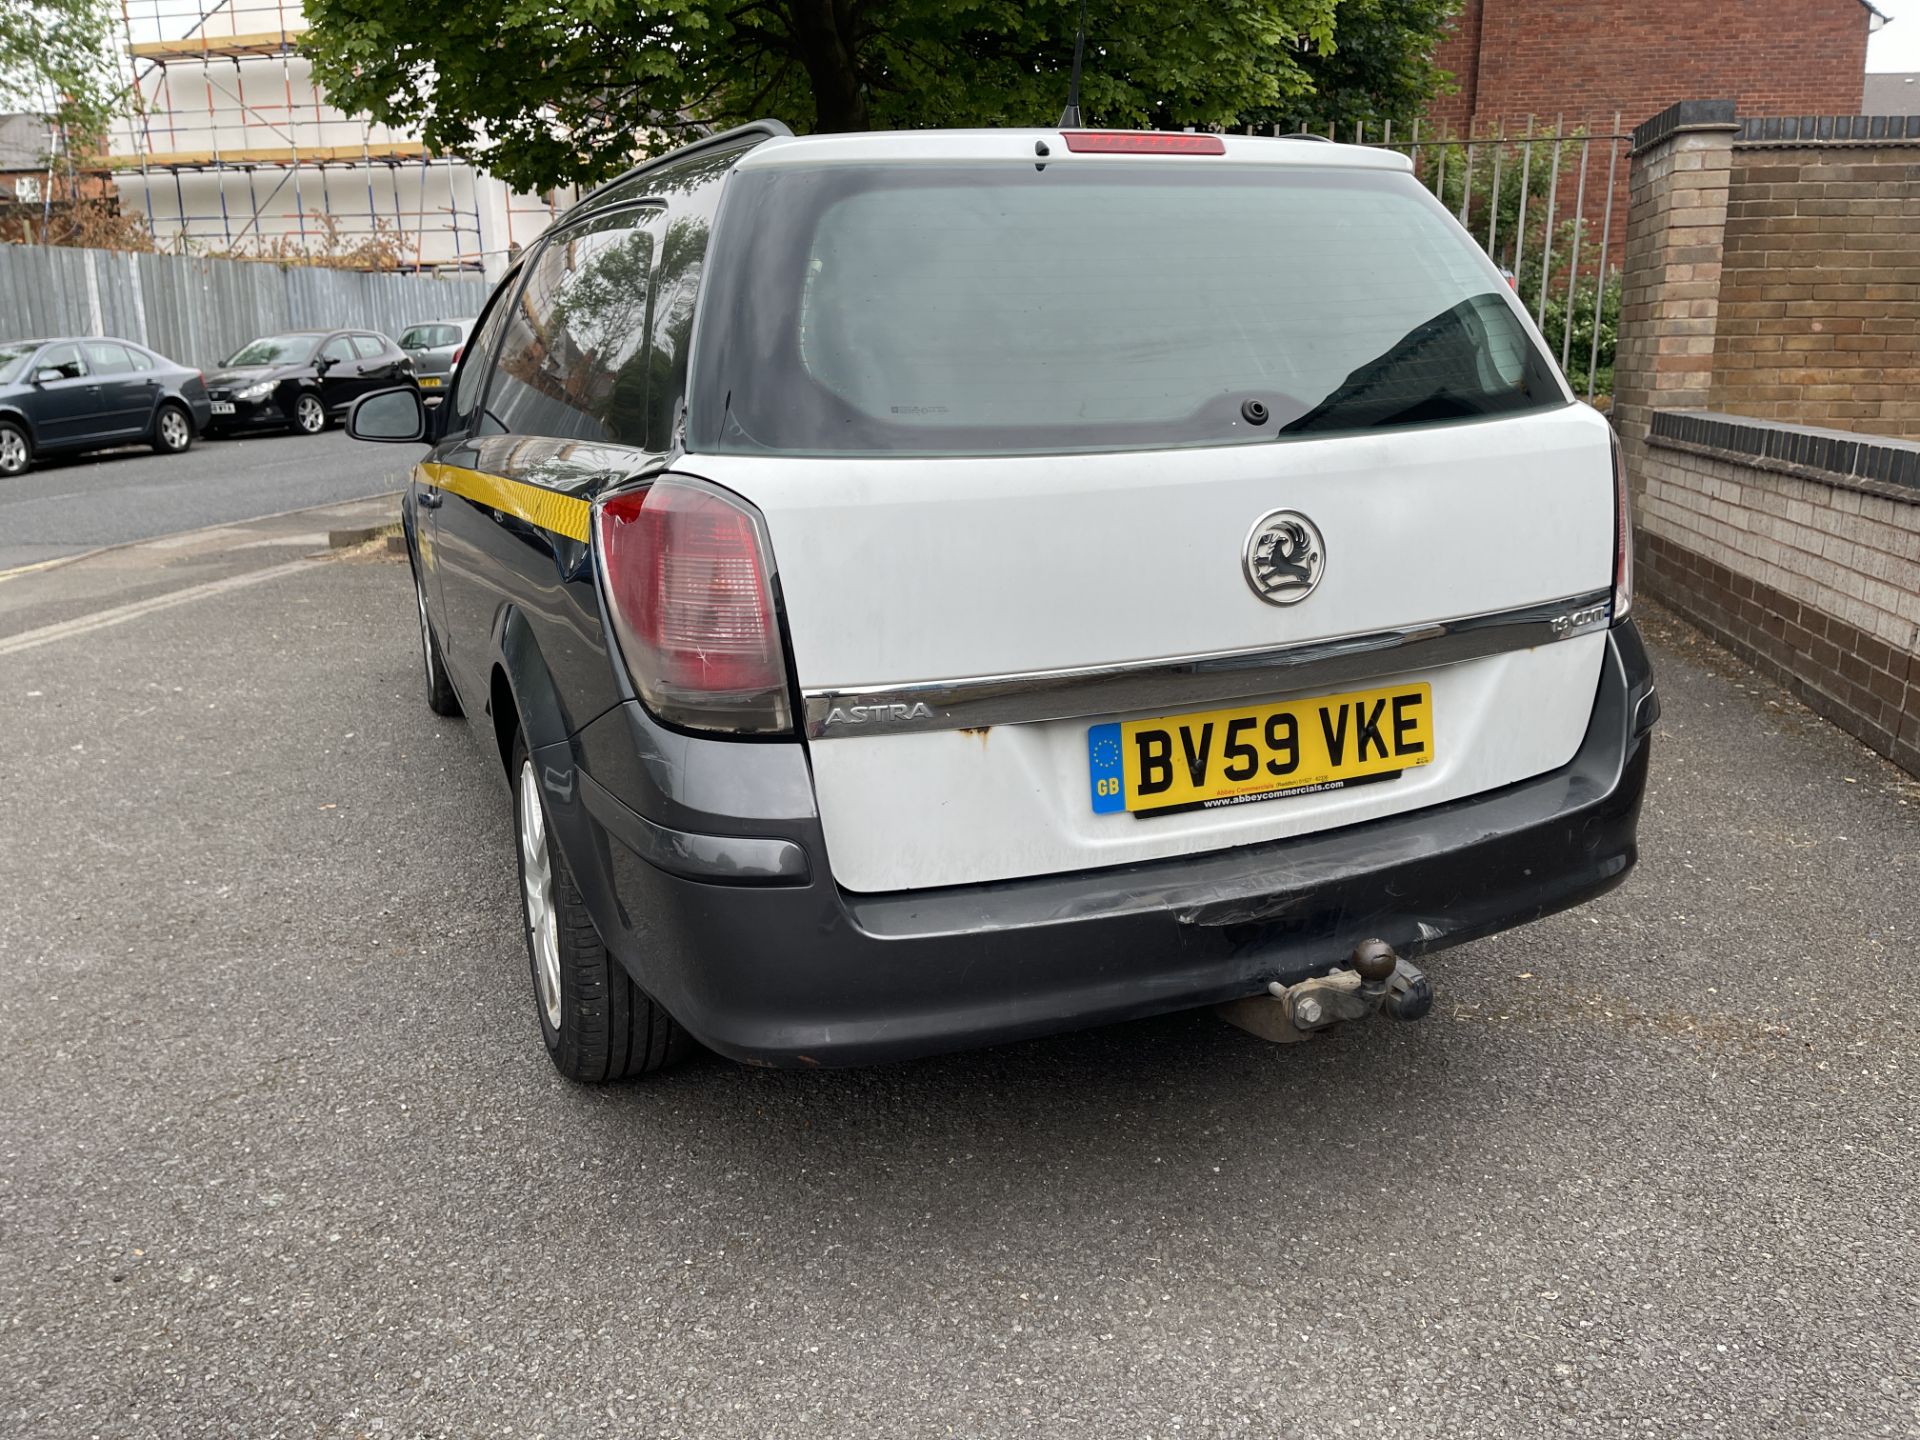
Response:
[1430,0,1878,139]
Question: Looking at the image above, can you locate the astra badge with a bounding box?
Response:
[823,701,935,727]
[1244,510,1326,606]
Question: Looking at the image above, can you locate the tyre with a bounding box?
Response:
[0,419,28,477]
[150,402,193,455]
[411,559,462,717]
[511,734,693,1082]
[293,392,326,434]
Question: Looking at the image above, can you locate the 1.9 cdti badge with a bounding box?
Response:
[1244,510,1326,606]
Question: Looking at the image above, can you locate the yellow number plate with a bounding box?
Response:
[418,376,443,387]
[1087,682,1434,817]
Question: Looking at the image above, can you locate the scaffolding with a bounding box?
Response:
[109,0,573,270]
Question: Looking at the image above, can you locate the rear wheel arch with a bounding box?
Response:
[489,664,520,776]
[490,607,574,776]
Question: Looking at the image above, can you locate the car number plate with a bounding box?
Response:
[210,402,235,415]
[1088,682,1434,817]
[418,376,442,387]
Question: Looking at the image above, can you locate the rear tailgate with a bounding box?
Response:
[688,402,1614,892]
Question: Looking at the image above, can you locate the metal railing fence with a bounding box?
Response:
[1249,115,1630,400]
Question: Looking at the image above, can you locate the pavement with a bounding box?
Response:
[0,525,1916,1439]
[0,426,414,572]
[0,494,401,644]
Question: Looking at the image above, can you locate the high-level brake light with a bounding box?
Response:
[1060,132,1226,155]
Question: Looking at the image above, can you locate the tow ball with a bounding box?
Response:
[1216,939,1433,1044]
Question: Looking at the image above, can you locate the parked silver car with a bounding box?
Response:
[396,318,475,401]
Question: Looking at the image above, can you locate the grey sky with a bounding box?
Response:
[1869,0,1920,70]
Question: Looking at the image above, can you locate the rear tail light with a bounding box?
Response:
[594,475,792,735]
[450,345,464,366]
[1610,430,1633,621]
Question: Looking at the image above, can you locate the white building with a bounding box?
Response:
[109,0,572,276]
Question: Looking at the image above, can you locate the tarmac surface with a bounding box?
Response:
[0,524,1915,1438]
[0,426,412,571]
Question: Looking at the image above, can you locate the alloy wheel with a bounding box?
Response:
[0,427,25,476]
[159,409,191,451]
[296,395,325,433]
[518,760,563,1031]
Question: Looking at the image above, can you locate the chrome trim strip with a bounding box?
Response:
[803,590,1614,739]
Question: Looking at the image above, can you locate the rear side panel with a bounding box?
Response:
[687,401,1617,892]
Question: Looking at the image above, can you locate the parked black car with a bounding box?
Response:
[204,329,416,437]
[0,336,212,477]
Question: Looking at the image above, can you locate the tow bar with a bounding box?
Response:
[1216,939,1433,1044]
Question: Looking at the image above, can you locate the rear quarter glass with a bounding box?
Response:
[690,163,1564,457]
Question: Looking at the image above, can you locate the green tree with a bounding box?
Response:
[0,0,118,153]
[301,0,1339,194]
[1267,0,1459,133]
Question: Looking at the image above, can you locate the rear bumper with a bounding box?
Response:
[547,622,1654,1068]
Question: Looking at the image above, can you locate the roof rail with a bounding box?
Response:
[572,119,795,214]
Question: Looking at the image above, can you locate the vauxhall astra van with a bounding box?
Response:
[348,121,1654,1080]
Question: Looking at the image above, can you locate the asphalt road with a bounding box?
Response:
[0,426,411,572]
[1,537,1915,1438]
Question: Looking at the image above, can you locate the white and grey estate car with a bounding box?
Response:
[347,121,1655,1080]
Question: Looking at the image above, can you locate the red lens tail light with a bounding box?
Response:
[1610,430,1633,621]
[595,476,791,734]
[451,344,464,366]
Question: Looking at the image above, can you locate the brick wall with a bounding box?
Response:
[1426,0,1870,267]
[1616,107,1920,778]
[1610,103,1740,489]
[1635,415,1920,774]
[1431,0,1870,137]
[1710,144,1920,440]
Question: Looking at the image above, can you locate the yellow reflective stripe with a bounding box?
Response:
[419,461,593,544]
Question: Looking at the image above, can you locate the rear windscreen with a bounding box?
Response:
[690,163,1563,457]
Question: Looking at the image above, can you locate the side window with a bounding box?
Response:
[634,146,745,450]
[82,341,134,375]
[483,205,659,447]
[448,267,521,437]
[320,335,356,365]
[124,346,154,371]
[647,213,705,451]
[38,343,86,379]
[351,335,385,359]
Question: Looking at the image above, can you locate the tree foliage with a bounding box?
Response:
[302,0,1343,193]
[0,0,119,152]
[1251,0,1459,133]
